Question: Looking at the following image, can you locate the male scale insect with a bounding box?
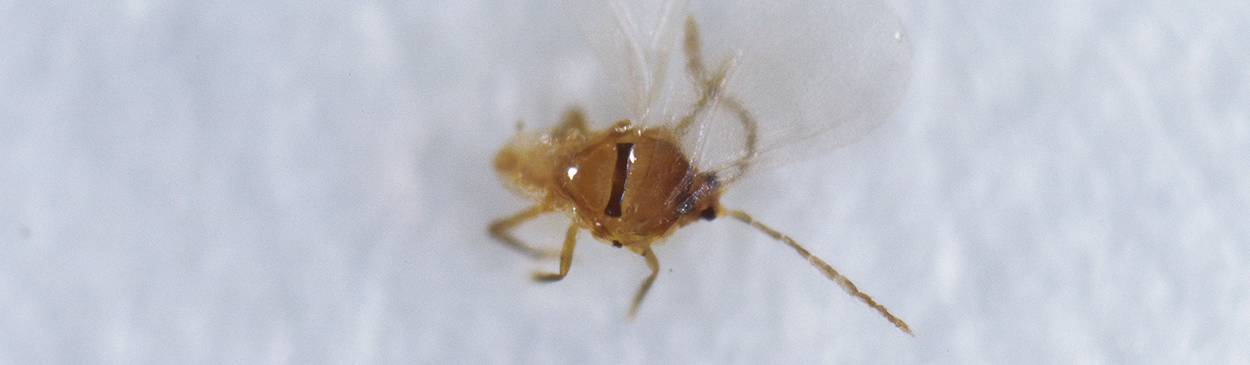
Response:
[490,0,913,335]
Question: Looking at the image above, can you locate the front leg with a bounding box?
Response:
[489,205,557,259]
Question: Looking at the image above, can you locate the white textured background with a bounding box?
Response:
[2,0,1247,364]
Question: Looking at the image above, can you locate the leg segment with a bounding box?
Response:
[725,210,913,336]
[674,17,758,183]
[489,205,557,259]
[627,246,661,319]
[533,223,580,282]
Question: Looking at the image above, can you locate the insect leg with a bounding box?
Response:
[724,209,914,336]
[627,246,661,319]
[718,96,757,179]
[683,16,707,86]
[673,17,757,182]
[488,205,557,259]
[673,17,710,136]
[532,223,580,282]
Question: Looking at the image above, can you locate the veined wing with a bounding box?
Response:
[682,0,912,184]
[568,0,912,185]
[564,0,690,127]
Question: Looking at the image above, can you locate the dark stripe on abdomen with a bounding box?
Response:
[604,143,633,217]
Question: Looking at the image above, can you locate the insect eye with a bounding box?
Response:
[699,207,716,221]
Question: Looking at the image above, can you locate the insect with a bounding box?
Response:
[490,0,913,335]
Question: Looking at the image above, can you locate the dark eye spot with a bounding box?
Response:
[612,241,623,248]
[700,207,716,220]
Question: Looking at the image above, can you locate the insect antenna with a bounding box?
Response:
[723,209,914,336]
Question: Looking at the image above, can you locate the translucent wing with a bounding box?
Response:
[678,0,913,184]
[564,0,690,127]
[568,0,911,185]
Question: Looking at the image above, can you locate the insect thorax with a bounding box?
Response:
[556,125,721,249]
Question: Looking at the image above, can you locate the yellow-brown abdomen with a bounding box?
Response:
[559,125,721,248]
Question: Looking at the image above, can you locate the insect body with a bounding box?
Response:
[490,0,913,335]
